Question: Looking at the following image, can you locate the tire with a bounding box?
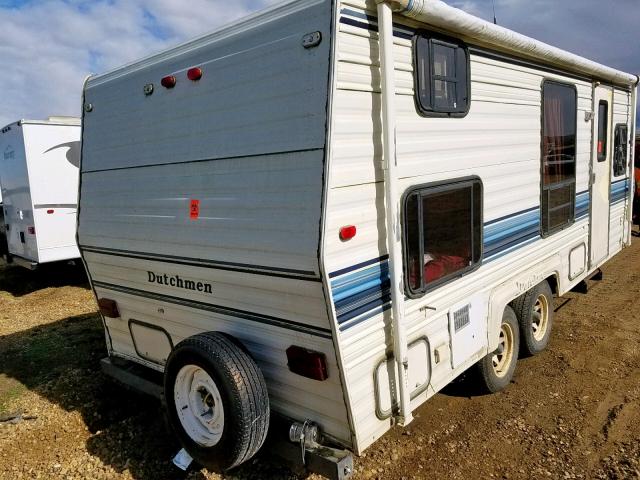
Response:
[164,332,270,471]
[511,280,554,356]
[475,306,520,393]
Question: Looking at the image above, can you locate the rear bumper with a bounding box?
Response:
[3,254,38,270]
[101,355,354,480]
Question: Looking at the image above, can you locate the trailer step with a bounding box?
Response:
[573,268,603,294]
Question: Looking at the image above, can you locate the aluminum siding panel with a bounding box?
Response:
[326,0,606,452]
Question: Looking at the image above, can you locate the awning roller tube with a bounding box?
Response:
[377,0,637,87]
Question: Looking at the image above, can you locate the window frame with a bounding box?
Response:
[539,79,578,238]
[401,176,484,299]
[597,100,609,163]
[613,123,628,178]
[412,31,471,118]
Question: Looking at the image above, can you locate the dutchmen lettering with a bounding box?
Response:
[147,271,212,294]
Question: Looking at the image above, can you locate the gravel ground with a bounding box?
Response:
[0,239,639,480]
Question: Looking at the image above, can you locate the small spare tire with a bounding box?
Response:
[164,332,269,470]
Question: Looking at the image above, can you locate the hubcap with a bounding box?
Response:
[174,365,224,447]
[532,294,550,342]
[492,322,515,378]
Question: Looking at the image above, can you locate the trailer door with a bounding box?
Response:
[590,85,613,267]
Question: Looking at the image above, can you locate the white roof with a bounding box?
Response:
[1,117,81,129]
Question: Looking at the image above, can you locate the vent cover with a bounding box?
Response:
[453,304,470,332]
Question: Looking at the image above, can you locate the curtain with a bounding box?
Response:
[543,95,565,185]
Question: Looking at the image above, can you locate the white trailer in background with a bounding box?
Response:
[77,0,638,478]
[0,117,81,269]
[0,187,5,258]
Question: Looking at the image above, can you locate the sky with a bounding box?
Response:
[0,0,638,127]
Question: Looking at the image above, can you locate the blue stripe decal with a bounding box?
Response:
[339,303,391,332]
[576,190,590,219]
[335,282,390,315]
[332,262,388,293]
[329,254,388,279]
[331,207,547,330]
[330,259,391,326]
[484,208,540,261]
[485,205,539,227]
[610,179,630,205]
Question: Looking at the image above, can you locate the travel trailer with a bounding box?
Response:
[0,117,81,269]
[0,190,6,257]
[77,0,637,477]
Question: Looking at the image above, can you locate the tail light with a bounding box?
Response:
[47,209,54,214]
[98,298,120,318]
[286,346,328,381]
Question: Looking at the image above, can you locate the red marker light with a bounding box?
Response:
[161,75,177,89]
[187,67,203,81]
[286,346,328,381]
[27,226,35,235]
[98,298,120,318]
[339,225,357,241]
[47,209,54,214]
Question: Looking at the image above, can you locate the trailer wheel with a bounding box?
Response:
[164,332,269,471]
[475,306,520,393]
[511,280,554,356]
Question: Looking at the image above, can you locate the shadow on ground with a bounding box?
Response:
[0,314,299,479]
[0,262,89,297]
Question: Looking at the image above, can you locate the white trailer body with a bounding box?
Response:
[78,0,637,475]
[0,118,81,268]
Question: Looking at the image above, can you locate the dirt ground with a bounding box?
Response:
[0,240,639,480]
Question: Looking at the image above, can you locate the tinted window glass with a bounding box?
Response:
[541,81,577,235]
[404,179,482,295]
[613,124,628,177]
[597,101,609,162]
[415,34,469,116]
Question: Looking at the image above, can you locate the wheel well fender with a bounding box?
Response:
[487,260,560,351]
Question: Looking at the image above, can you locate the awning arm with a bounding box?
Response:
[375,0,413,427]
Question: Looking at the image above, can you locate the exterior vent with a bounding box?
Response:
[453,305,470,332]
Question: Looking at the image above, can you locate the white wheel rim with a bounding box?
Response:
[492,322,515,378]
[532,294,549,342]
[174,365,224,447]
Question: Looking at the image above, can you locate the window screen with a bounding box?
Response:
[597,101,609,162]
[404,178,482,296]
[541,81,577,235]
[414,34,470,117]
[613,124,628,177]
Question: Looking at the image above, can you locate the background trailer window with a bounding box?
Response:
[404,178,482,296]
[541,81,577,236]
